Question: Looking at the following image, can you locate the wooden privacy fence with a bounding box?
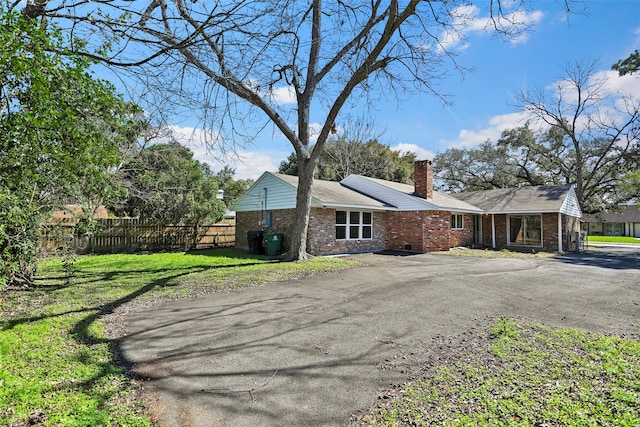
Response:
[42,218,235,254]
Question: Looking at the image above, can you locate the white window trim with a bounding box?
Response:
[507,214,543,247]
[451,214,464,230]
[336,210,373,241]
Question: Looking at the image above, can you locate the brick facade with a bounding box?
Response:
[385,211,474,253]
[449,213,475,248]
[237,208,579,255]
[478,213,581,252]
[306,208,385,255]
[236,207,386,256]
[385,211,427,252]
[235,209,296,253]
[413,160,433,199]
[236,161,579,255]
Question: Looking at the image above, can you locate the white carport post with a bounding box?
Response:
[558,213,563,253]
[491,214,496,249]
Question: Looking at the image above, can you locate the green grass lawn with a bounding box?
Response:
[3,250,639,426]
[359,318,640,426]
[0,249,360,426]
[587,235,640,244]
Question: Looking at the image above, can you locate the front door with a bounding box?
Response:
[473,215,482,247]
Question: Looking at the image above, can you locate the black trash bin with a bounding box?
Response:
[247,230,264,254]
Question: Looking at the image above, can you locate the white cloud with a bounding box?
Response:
[441,111,528,148]
[438,4,483,52]
[155,125,286,180]
[440,65,640,151]
[598,70,640,99]
[204,151,283,180]
[392,143,435,160]
[268,85,297,105]
[438,4,544,52]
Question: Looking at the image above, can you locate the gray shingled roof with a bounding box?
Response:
[582,205,640,223]
[273,173,389,208]
[452,185,574,213]
[270,173,580,215]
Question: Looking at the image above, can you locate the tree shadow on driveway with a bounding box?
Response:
[551,247,639,271]
[119,291,408,426]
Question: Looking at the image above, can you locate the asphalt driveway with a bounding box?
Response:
[119,247,639,426]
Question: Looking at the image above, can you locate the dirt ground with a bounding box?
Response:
[116,247,639,426]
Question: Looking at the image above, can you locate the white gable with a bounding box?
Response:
[232,172,298,212]
[560,186,582,218]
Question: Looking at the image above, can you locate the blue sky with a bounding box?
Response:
[137,1,640,180]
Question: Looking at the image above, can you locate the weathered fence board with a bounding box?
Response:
[42,218,235,254]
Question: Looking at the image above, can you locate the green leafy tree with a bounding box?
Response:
[613,51,640,200]
[0,7,140,287]
[436,62,640,213]
[514,61,640,212]
[13,1,551,260]
[279,139,417,184]
[619,169,640,202]
[434,124,639,212]
[612,50,640,76]
[434,138,527,193]
[114,142,226,226]
[0,193,41,288]
[213,166,254,208]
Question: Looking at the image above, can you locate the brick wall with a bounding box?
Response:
[542,213,558,252]
[236,210,262,251]
[423,211,451,252]
[236,207,385,255]
[564,214,581,249]
[413,160,433,199]
[235,209,296,252]
[308,208,385,255]
[481,214,509,249]
[478,213,580,252]
[449,213,474,248]
[385,211,426,252]
[386,211,474,253]
[549,213,582,251]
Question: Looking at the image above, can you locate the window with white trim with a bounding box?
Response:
[509,215,542,247]
[336,210,372,240]
[451,214,464,230]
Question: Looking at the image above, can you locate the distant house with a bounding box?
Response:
[581,205,640,237]
[233,161,582,255]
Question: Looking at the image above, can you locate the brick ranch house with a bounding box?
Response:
[581,204,640,237]
[233,160,582,255]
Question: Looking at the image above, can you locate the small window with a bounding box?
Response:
[335,210,373,240]
[452,214,464,230]
[350,211,360,224]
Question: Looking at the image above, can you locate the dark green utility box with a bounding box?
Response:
[263,233,283,256]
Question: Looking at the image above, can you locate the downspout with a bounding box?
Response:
[491,214,496,249]
[558,213,563,253]
[262,188,268,226]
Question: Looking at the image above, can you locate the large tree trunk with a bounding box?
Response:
[287,157,315,261]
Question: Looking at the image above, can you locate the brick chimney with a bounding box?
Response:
[414,160,433,199]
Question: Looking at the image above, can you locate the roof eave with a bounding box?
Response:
[319,202,393,211]
[483,209,580,216]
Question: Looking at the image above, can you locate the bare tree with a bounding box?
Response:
[14,0,569,259]
[515,60,640,212]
